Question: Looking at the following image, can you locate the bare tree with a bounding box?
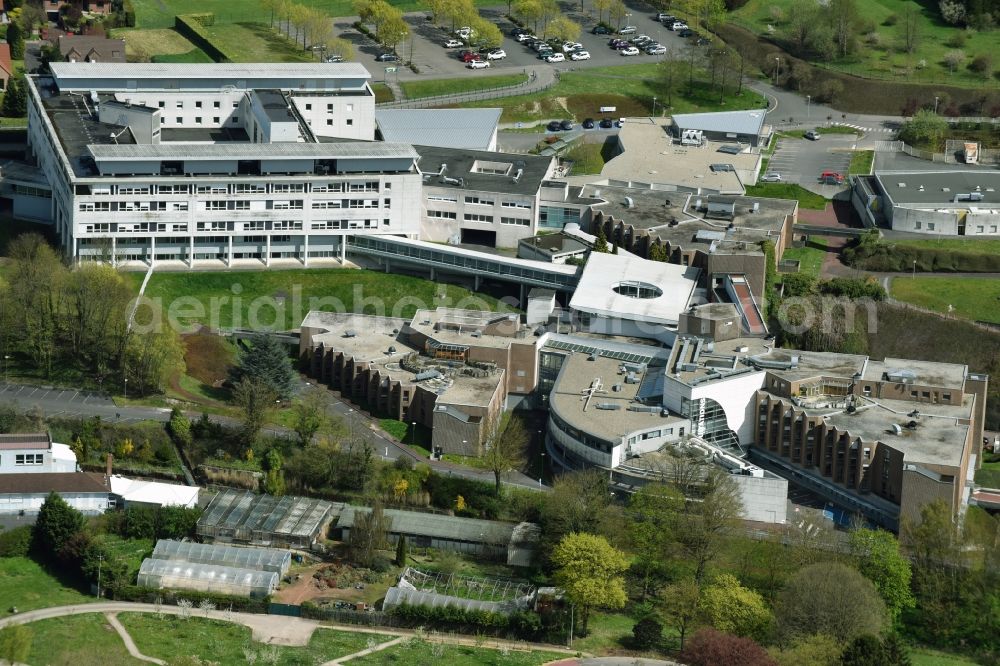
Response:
[232,377,277,444]
[350,501,390,566]
[901,5,920,54]
[481,411,529,497]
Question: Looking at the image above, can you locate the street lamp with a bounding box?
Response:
[410,421,417,447]
[806,94,811,117]
[3,355,8,383]
[123,377,128,401]
[912,260,917,279]
[934,96,940,114]
[773,57,780,86]
[348,408,354,440]
[652,96,657,117]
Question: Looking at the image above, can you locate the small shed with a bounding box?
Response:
[704,195,737,221]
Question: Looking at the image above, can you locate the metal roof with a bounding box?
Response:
[151,539,291,574]
[88,141,419,161]
[376,108,501,151]
[50,62,371,80]
[671,110,767,137]
[0,433,51,450]
[874,170,1000,206]
[338,506,528,545]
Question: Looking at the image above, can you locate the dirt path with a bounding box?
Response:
[105,613,166,665]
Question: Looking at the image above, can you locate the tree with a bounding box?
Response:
[593,0,612,24]
[839,634,887,666]
[546,15,580,43]
[658,47,683,108]
[626,482,682,597]
[262,449,285,496]
[632,616,663,650]
[593,226,610,253]
[659,577,701,650]
[848,528,915,620]
[395,534,408,566]
[776,562,887,643]
[938,0,966,26]
[6,21,24,59]
[609,0,627,29]
[900,6,920,54]
[378,14,409,52]
[327,37,354,61]
[536,0,559,35]
[469,16,503,49]
[168,407,193,447]
[512,0,542,32]
[896,109,948,149]
[680,627,776,666]
[700,573,772,641]
[943,49,965,73]
[229,334,295,399]
[481,411,528,497]
[2,75,27,118]
[539,469,613,547]
[0,625,32,664]
[304,7,335,51]
[769,633,842,666]
[125,328,185,396]
[675,470,742,583]
[291,386,330,446]
[552,532,628,635]
[232,377,277,444]
[31,492,85,562]
[828,0,859,58]
[350,501,390,566]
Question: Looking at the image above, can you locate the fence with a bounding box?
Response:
[885,297,1000,333]
[376,70,553,109]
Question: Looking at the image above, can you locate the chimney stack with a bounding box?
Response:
[106,452,113,478]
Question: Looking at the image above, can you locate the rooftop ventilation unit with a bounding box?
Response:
[512,168,523,183]
[387,345,397,353]
[588,353,598,361]
[624,372,640,384]
[415,370,442,381]
[891,423,903,436]
[441,176,462,186]
[595,403,621,410]
[625,196,635,208]
[343,330,356,337]
[612,384,622,392]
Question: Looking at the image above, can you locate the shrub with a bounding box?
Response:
[681,628,776,666]
[882,13,898,26]
[0,526,32,557]
[632,617,663,649]
[970,54,994,74]
[113,585,269,613]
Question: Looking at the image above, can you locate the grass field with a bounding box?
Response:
[744,183,829,209]
[781,238,828,278]
[132,268,507,331]
[890,276,1000,324]
[401,73,527,100]
[111,27,208,63]
[565,142,610,175]
[849,150,876,175]
[909,646,985,666]
[379,418,433,454]
[372,83,395,103]
[0,556,92,612]
[456,62,766,123]
[196,21,314,63]
[351,640,567,665]
[569,611,636,655]
[729,0,1000,88]
[24,614,143,666]
[120,613,386,665]
[974,460,1000,488]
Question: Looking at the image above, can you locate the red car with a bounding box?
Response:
[459,51,481,62]
[820,170,845,184]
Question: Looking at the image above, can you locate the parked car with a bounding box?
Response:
[820,170,845,184]
[669,21,688,31]
[646,44,666,55]
[454,26,472,38]
[592,24,612,34]
[599,118,614,129]
[487,49,506,59]
[570,50,591,60]
[760,173,783,182]
[443,39,464,48]
[562,41,584,52]
[618,25,637,34]
[620,46,640,56]
[511,27,529,36]
[459,51,480,62]
[582,118,595,129]
[609,38,628,48]
[632,35,651,46]
[805,130,821,140]
[678,28,694,37]
[322,54,344,63]
[656,12,674,21]
[533,40,552,51]
[375,53,399,62]
[545,52,566,62]
[547,120,562,131]
[467,59,490,69]
[537,48,554,59]
[560,119,574,130]
[515,32,536,42]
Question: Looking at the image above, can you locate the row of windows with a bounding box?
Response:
[86,182,385,196]
[500,217,529,226]
[465,196,494,206]
[428,210,457,219]
[14,454,44,465]
[464,213,493,223]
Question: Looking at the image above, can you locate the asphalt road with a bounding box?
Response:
[0,380,546,492]
[765,134,855,187]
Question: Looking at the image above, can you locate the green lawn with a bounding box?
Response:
[975,460,1000,488]
[456,63,766,123]
[909,646,984,666]
[401,73,527,100]
[132,268,507,332]
[814,126,862,136]
[569,611,636,654]
[890,276,1000,324]
[0,556,93,612]
[372,83,395,103]
[894,238,1000,255]
[194,21,314,63]
[97,536,155,581]
[379,418,432,455]
[350,638,566,665]
[781,238,828,278]
[729,0,1000,88]
[744,183,829,209]
[23,614,144,666]
[120,613,388,665]
[849,150,875,175]
[565,142,609,175]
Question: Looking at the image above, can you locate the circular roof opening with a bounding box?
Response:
[613,281,663,299]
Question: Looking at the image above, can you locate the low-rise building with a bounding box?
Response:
[375,108,501,151]
[669,109,771,148]
[0,433,77,474]
[57,35,126,64]
[0,472,110,515]
[109,475,199,509]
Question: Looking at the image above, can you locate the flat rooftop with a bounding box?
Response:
[821,395,974,468]
[862,358,967,390]
[434,370,505,407]
[254,89,297,124]
[549,353,685,443]
[50,61,371,82]
[415,144,552,197]
[520,232,588,254]
[582,185,793,252]
[301,312,412,363]
[753,348,869,384]
[875,170,1000,207]
[601,118,759,193]
[570,251,699,326]
[671,109,767,137]
[407,307,535,351]
[376,108,501,152]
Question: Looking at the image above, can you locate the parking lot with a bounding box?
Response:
[765,135,854,188]
[336,8,702,82]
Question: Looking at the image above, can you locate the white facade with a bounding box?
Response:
[0,437,77,474]
[26,63,419,268]
[0,490,109,514]
[661,370,766,447]
[109,476,199,509]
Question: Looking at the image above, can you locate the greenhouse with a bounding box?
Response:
[151,540,292,575]
[136,558,278,598]
[197,489,338,549]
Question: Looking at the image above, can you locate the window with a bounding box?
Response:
[232,116,239,123]
[384,198,391,209]
[205,201,227,211]
[978,225,985,233]
[213,116,220,123]
[195,101,202,108]
[863,385,871,393]
[213,101,221,108]
[175,101,183,108]
[158,101,165,108]
[176,116,182,124]
[464,213,493,223]
[346,119,353,126]
[305,104,312,110]
[915,221,921,230]
[327,104,334,111]
[233,102,239,108]
[327,119,333,125]
[943,393,952,401]
[346,103,353,112]
[195,116,202,124]
[428,210,457,219]
[501,217,530,226]
[501,201,531,209]
[921,391,930,398]
[465,196,495,206]
[910,390,918,397]
[15,454,43,465]
[427,195,457,203]
[928,223,936,231]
